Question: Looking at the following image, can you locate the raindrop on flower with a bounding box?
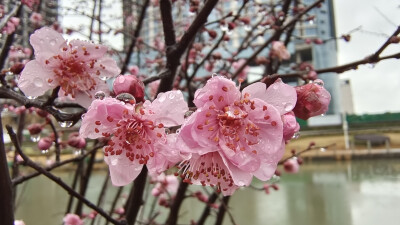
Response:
[27,96,37,100]
[94,91,105,100]
[59,121,73,128]
[74,149,83,155]
[313,80,324,86]
[184,111,194,118]
[100,76,108,81]
[168,92,175,99]
[33,77,43,87]
[175,128,181,134]
[284,103,293,112]
[165,128,170,135]
[50,40,56,46]
[309,19,314,25]
[320,113,325,117]
[30,134,40,142]
[292,132,300,139]
[157,93,166,102]
[116,93,136,104]
[320,147,326,152]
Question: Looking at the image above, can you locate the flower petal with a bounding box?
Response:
[69,40,108,60]
[18,60,56,97]
[264,79,297,115]
[104,154,143,186]
[72,80,110,108]
[92,56,121,80]
[144,90,188,127]
[193,76,240,109]
[29,27,67,64]
[253,140,285,181]
[80,98,130,139]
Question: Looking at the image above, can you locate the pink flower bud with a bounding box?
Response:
[271,41,290,60]
[113,75,145,103]
[27,123,42,135]
[63,213,83,225]
[263,184,270,194]
[38,137,53,150]
[313,38,324,45]
[293,80,331,120]
[35,108,48,118]
[67,132,86,149]
[128,65,140,76]
[207,29,217,39]
[282,112,300,141]
[307,71,318,80]
[29,12,43,25]
[283,158,300,173]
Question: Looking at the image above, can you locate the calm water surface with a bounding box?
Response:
[14,159,400,225]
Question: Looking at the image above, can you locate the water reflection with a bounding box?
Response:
[14,159,400,225]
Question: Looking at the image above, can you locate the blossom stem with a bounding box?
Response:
[215,196,231,225]
[166,180,188,225]
[197,192,219,225]
[125,167,148,225]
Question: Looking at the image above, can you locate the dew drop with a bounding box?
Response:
[320,147,326,152]
[111,158,118,166]
[50,40,56,46]
[284,103,293,112]
[30,134,41,142]
[292,132,300,139]
[157,93,166,102]
[185,111,194,118]
[116,93,135,104]
[237,180,246,186]
[94,91,105,100]
[81,114,86,119]
[175,128,181,134]
[168,92,175,99]
[320,114,325,117]
[27,96,37,100]
[100,76,108,81]
[165,128,170,134]
[33,77,44,87]
[58,121,73,128]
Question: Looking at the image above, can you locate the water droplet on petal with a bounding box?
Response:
[320,114,325,117]
[176,128,181,134]
[111,158,118,166]
[292,132,300,139]
[100,76,108,81]
[157,93,166,102]
[81,114,86,119]
[27,96,37,100]
[30,134,41,142]
[33,77,43,87]
[165,128,170,134]
[58,121,73,128]
[313,80,324,86]
[50,40,56,46]
[168,92,175,99]
[116,93,135,104]
[94,91,105,100]
[320,147,326,152]
[185,111,194,118]
[284,103,293,112]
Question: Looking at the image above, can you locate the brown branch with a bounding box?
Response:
[166,180,189,225]
[278,143,336,165]
[12,144,103,186]
[231,0,324,79]
[215,196,231,225]
[0,107,14,225]
[120,0,150,74]
[124,167,148,225]
[6,126,121,225]
[47,119,61,162]
[370,26,400,60]
[197,192,219,225]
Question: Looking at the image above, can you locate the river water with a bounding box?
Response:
[14,159,400,225]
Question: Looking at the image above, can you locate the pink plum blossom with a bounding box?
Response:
[128,65,140,76]
[79,91,188,186]
[283,158,300,173]
[177,76,297,195]
[18,27,120,107]
[232,59,249,80]
[2,17,20,34]
[22,0,39,9]
[293,79,331,120]
[271,41,290,61]
[113,75,145,102]
[63,213,83,225]
[151,173,179,198]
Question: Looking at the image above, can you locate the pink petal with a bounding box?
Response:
[264,79,297,115]
[18,60,56,97]
[253,140,285,181]
[29,27,67,64]
[72,80,110,108]
[92,56,121,80]
[242,82,267,101]
[193,76,240,109]
[144,90,188,127]
[220,153,253,187]
[69,39,108,60]
[79,98,129,139]
[104,154,143,186]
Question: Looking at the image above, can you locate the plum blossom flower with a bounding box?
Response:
[293,79,331,120]
[79,91,188,185]
[151,173,179,197]
[18,27,120,107]
[271,41,290,61]
[2,17,20,34]
[63,213,83,225]
[177,76,297,195]
[29,12,43,26]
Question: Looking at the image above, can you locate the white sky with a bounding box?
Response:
[334,0,400,114]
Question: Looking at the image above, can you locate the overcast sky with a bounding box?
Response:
[334,0,400,114]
